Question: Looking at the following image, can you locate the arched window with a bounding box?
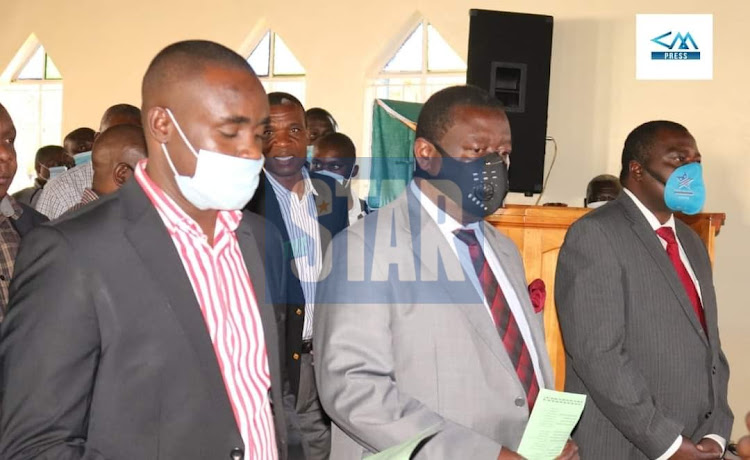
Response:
[0,37,63,192]
[371,19,466,102]
[247,30,306,103]
[360,20,467,204]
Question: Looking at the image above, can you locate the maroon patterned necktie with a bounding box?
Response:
[454,229,539,410]
[656,226,707,334]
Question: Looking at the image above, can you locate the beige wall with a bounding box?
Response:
[1,0,748,439]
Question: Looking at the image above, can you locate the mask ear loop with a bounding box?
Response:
[164,108,199,157]
[161,108,200,177]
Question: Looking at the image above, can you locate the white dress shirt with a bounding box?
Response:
[267,169,322,341]
[410,181,545,390]
[623,188,725,458]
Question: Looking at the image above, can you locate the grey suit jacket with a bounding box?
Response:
[313,186,554,459]
[555,192,732,459]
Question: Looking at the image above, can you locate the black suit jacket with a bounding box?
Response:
[0,179,291,459]
[245,170,348,396]
[11,201,48,236]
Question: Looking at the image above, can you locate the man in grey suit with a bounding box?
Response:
[314,86,578,459]
[556,120,732,459]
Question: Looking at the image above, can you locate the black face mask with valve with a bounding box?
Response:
[414,140,509,219]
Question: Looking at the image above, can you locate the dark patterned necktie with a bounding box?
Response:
[454,229,539,410]
[656,226,707,334]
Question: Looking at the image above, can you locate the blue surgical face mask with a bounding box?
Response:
[47,166,67,180]
[39,163,68,181]
[73,150,92,166]
[162,108,264,211]
[646,162,706,215]
[306,144,315,165]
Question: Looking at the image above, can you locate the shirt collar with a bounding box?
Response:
[0,195,22,220]
[409,180,482,238]
[266,166,319,198]
[134,160,242,239]
[623,187,675,232]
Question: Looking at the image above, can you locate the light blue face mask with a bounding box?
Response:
[73,150,92,166]
[306,145,314,165]
[646,163,706,215]
[662,162,706,215]
[48,166,67,180]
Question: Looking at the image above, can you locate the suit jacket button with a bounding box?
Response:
[712,366,717,375]
[515,397,525,407]
[230,447,244,459]
[295,308,303,316]
[293,353,300,360]
[705,411,712,419]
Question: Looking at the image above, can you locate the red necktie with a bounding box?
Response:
[454,229,539,410]
[655,226,707,334]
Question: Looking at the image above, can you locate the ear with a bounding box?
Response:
[413,138,441,176]
[147,106,172,144]
[629,159,643,182]
[113,163,133,187]
[351,164,359,178]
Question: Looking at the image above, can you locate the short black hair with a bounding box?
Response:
[142,40,255,107]
[268,92,305,121]
[35,145,65,163]
[64,127,96,145]
[619,120,689,182]
[100,104,141,132]
[316,132,356,160]
[416,85,505,143]
[306,107,338,131]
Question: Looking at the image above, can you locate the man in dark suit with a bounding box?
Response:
[245,92,348,459]
[556,120,732,459]
[0,40,294,460]
[0,103,48,318]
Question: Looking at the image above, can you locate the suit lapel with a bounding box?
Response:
[481,221,555,389]
[676,223,718,345]
[120,180,240,433]
[618,195,709,346]
[401,189,519,378]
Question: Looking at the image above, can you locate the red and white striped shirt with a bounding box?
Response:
[135,161,277,460]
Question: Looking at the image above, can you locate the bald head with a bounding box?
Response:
[91,124,147,196]
[100,104,141,133]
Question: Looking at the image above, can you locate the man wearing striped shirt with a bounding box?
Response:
[0,41,294,460]
[246,92,348,460]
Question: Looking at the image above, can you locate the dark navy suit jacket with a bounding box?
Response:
[245,170,348,396]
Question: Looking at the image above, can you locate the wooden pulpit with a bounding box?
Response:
[486,205,725,390]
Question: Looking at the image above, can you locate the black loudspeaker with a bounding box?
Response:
[467,9,553,196]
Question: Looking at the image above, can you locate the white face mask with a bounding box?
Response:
[315,168,352,187]
[586,200,607,209]
[161,108,264,211]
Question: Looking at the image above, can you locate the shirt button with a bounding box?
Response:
[515,397,525,407]
[0,275,5,281]
[292,353,300,360]
[295,308,303,316]
[230,447,244,459]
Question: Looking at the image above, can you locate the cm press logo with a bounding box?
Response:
[636,14,712,80]
[651,31,700,60]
